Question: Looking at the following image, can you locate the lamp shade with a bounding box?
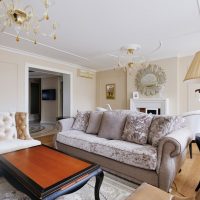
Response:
[184,51,200,81]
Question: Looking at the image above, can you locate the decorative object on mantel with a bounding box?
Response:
[184,51,200,100]
[0,0,57,44]
[133,91,139,99]
[114,44,143,74]
[77,69,95,79]
[135,64,166,96]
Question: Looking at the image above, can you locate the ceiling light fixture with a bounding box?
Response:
[0,0,57,44]
[114,44,143,74]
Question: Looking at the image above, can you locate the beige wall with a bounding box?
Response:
[41,77,59,123]
[0,48,96,116]
[0,62,18,112]
[96,69,127,109]
[97,56,200,115]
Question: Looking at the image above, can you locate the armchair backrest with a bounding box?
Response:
[15,112,31,140]
[0,112,17,140]
[0,112,31,141]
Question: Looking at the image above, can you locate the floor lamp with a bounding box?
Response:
[184,51,200,191]
[184,51,200,83]
[184,51,200,100]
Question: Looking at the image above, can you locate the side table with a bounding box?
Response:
[195,134,200,191]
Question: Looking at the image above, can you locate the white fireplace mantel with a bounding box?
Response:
[130,98,169,115]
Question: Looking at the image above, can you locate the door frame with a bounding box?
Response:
[25,63,73,117]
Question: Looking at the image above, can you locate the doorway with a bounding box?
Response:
[27,65,72,124]
[30,79,41,122]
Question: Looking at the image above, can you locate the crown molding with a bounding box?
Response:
[3,32,89,61]
[0,44,97,72]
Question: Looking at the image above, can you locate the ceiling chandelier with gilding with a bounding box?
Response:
[115,44,143,73]
[0,0,57,44]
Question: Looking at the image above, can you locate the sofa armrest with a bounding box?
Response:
[57,118,75,132]
[157,127,193,163]
[156,127,193,191]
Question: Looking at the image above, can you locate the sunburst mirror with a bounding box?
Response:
[135,64,166,96]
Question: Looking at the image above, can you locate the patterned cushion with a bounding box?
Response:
[72,111,90,131]
[57,130,107,153]
[0,112,17,141]
[98,111,129,140]
[122,113,153,144]
[15,112,31,140]
[57,130,157,170]
[148,115,185,147]
[86,111,103,134]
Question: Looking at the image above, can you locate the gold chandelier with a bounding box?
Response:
[0,0,57,44]
[115,44,143,73]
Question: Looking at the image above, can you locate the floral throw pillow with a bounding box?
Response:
[122,113,153,145]
[148,116,185,147]
[72,111,90,131]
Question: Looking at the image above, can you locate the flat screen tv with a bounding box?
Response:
[42,89,56,100]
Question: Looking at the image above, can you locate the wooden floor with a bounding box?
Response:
[38,134,200,197]
[35,134,55,147]
[172,143,200,198]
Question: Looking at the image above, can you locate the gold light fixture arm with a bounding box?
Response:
[0,0,57,44]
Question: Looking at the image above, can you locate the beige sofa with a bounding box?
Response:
[55,110,192,191]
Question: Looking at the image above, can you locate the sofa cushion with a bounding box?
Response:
[0,139,41,154]
[86,111,103,134]
[122,113,153,144]
[98,111,129,140]
[72,111,90,131]
[0,112,17,141]
[57,131,157,170]
[15,112,31,140]
[56,130,108,152]
[148,116,185,147]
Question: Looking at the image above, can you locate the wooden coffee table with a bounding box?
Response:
[0,145,104,200]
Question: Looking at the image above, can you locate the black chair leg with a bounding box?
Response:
[189,142,192,159]
[196,181,200,191]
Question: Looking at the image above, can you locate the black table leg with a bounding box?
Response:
[195,136,200,191]
[189,142,193,159]
[95,171,104,200]
[195,181,200,191]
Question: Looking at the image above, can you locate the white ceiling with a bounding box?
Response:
[1,0,200,71]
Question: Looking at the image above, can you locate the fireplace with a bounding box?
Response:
[130,98,169,115]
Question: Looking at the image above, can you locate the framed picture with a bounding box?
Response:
[106,84,115,99]
[133,91,139,99]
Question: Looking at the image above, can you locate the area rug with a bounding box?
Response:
[29,123,57,138]
[0,174,134,200]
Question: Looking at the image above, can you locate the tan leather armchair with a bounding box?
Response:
[126,183,200,200]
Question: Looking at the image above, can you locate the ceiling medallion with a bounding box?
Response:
[114,44,144,74]
[0,0,57,44]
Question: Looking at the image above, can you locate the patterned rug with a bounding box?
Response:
[0,174,135,200]
[29,123,57,138]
